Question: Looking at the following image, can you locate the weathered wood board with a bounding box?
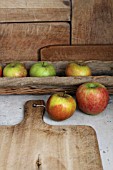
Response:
[40,45,113,61]
[0,23,70,61]
[0,0,70,22]
[0,100,103,170]
[0,76,112,95]
[72,0,113,44]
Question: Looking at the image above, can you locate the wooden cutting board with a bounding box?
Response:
[0,100,103,170]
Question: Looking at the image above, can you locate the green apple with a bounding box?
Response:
[29,62,56,77]
[3,62,27,77]
[65,62,92,76]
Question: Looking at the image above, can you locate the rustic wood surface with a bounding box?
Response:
[0,100,103,170]
[2,76,113,88]
[40,45,113,61]
[0,0,70,22]
[0,60,113,94]
[0,23,70,62]
[0,86,112,95]
[72,0,113,44]
[0,76,112,94]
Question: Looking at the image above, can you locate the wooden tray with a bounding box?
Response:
[0,100,103,170]
[0,60,113,95]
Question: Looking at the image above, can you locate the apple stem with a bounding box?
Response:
[63,91,67,97]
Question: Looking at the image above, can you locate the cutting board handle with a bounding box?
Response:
[19,100,46,128]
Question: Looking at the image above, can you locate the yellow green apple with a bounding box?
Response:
[3,62,27,77]
[46,92,76,121]
[65,62,92,76]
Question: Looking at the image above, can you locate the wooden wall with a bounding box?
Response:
[72,0,113,44]
[0,23,70,61]
[0,0,71,61]
[0,0,113,62]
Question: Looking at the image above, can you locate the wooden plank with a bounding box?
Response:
[0,23,70,62]
[0,100,103,170]
[0,76,113,88]
[0,0,70,22]
[0,76,112,95]
[40,45,113,61]
[72,0,113,44]
[0,86,112,95]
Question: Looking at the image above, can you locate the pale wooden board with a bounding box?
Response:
[0,0,70,22]
[0,23,70,61]
[0,100,103,170]
[40,45,113,61]
[72,0,113,44]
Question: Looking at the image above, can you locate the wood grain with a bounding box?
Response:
[72,0,113,44]
[3,76,112,88]
[0,100,103,170]
[0,0,70,22]
[40,45,113,61]
[0,85,112,95]
[0,23,70,61]
[0,75,112,94]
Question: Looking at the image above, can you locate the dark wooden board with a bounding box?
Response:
[0,100,103,170]
[40,45,113,61]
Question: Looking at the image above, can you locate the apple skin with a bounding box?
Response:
[3,62,27,77]
[29,62,56,77]
[76,82,109,115]
[46,93,76,121]
[65,63,91,76]
[0,65,2,77]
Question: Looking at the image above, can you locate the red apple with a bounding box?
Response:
[65,62,91,76]
[0,65,2,77]
[76,82,109,115]
[29,62,56,77]
[3,62,27,77]
[46,93,76,121]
